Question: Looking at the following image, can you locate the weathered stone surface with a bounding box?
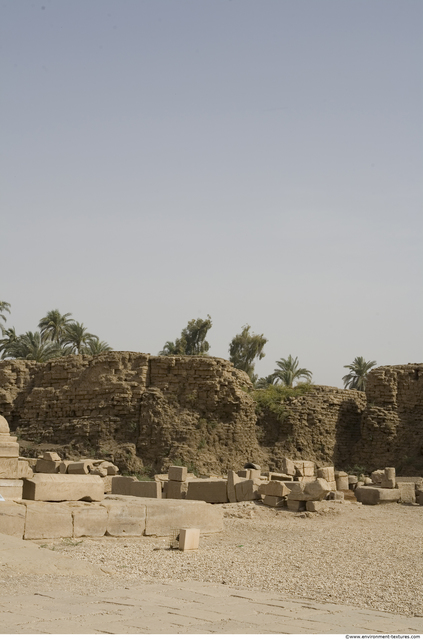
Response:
[43,451,61,462]
[0,415,10,433]
[381,467,396,489]
[179,527,200,551]
[131,480,162,499]
[287,500,306,512]
[259,480,290,498]
[67,461,92,474]
[355,486,401,505]
[23,501,73,539]
[336,476,349,491]
[168,466,187,482]
[0,457,19,479]
[306,500,327,512]
[268,472,293,481]
[0,479,23,500]
[371,470,384,484]
[235,479,260,502]
[101,495,146,536]
[22,474,104,502]
[0,442,19,458]
[111,476,135,495]
[186,479,228,503]
[0,501,26,537]
[35,459,60,474]
[166,480,187,500]
[285,478,330,501]
[17,458,33,479]
[294,460,315,477]
[317,467,335,482]
[141,498,223,536]
[263,495,285,507]
[67,502,108,537]
[397,482,416,504]
[227,470,241,503]
[281,457,296,476]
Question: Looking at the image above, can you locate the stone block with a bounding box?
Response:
[327,491,344,501]
[142,498,223,536]
[317,467,335,482]
[259,480,290,498]
[417,493,423,506]
[22,474,104,502]
[306,500,327,512]
[102,475,113,493]
[0,442,19,458]
[0,416,10,433]
[90,467,107,477]
[35,459,60,474]
[43,451,61,461]
[381,467,396,489]
[268,472,293,481]
[0,501,26,538]
[397,482,416,504]
[179,527,200,551]
[166,480,187,500]
[227,470,241,503]
[67,461,92,475]
[168,466,187,482]
[237,470,249,478]
[371,469,384,484]
[23,501,73,539]
[235,479,260,502]
[111,476,136,495]
[285,478,330,501]
[17,458,33,479]
[0,479,23,500]
[262,495,285,507]
[294,460,315,477]
[328,481,337,491]
[101,495,146,536]
[0,434,17,442]
[281,456,296,476]
[59,461,71,474]
[0,457,19,479]
[99,461,119,475]
[287,500,306,512]
[131,480,162,499]
[67,502,108,537]
[355,486,401,505]
[336,476,349,491]
[249,469,261,480]
[186,479,228,503]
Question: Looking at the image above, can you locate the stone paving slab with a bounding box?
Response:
[0,581,421,634]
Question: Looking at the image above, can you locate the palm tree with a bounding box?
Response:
[83,337,112,355]
[5,331,63,362]
[343,357,377,391]
[0,327,18,359]
[254,375,275,389]
[38,309,73,343]
[0,300,11,332]
[62,322,97,354]
[272,355,312,388]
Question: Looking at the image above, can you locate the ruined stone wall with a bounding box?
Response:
[353,363,423,473]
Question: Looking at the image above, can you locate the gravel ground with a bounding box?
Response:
[5,501,423,618]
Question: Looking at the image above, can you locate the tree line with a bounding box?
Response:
[0,301,376,390]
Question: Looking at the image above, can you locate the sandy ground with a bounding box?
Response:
[3,499,422,619]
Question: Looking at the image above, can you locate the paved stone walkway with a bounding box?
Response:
[1,581,422,634]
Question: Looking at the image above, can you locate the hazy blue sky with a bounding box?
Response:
[1,0,422,386]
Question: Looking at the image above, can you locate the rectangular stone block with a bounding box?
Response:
[317,467,335,482]
[287,499,306,512]
[269,472,293,481]
[166,480,187,500]
[22,474,104,502]
[294,460,315,477]
[102,475,113,493]
[0,442,19,458]
[281,456,296,476]
[131,480,162,499]
[259,480,290,497]
[24,501,73,539]
[17,458,33,479]
[355,486,401,505]
[237,470,249,478]
[142,498,223,536]
[168,466,187,482]
[0,501,26,538]
[101,496,146,536]
[381,467,396,489]
[0,457,19,479]
[262,495,285,507]
[43,451,61,461]
[397,482,416,504]
[111,476,136,495]
[227,470,241,503]
[0,479,23,500]
[35,459,60,473]
[336,476,349,491]
[179,527,200,551]
[306,500,326,512]
[68,502,108,537]
[186,479,228,503]
[235,479,260,502]
[249,469,261,480]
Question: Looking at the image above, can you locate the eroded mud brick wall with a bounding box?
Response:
[353,363,423,472]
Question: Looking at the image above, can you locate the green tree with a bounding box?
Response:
[229,325,268,380]
[160,316,212,356]
[62,322,97,355]
[272,355,312,388]
[0,300,11,332]
[38,309,73,343]
[83,337,112,355]
[254,374,275,389]
[4,331,63,362]
[0,327,18,359]
[342,356,377,391]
